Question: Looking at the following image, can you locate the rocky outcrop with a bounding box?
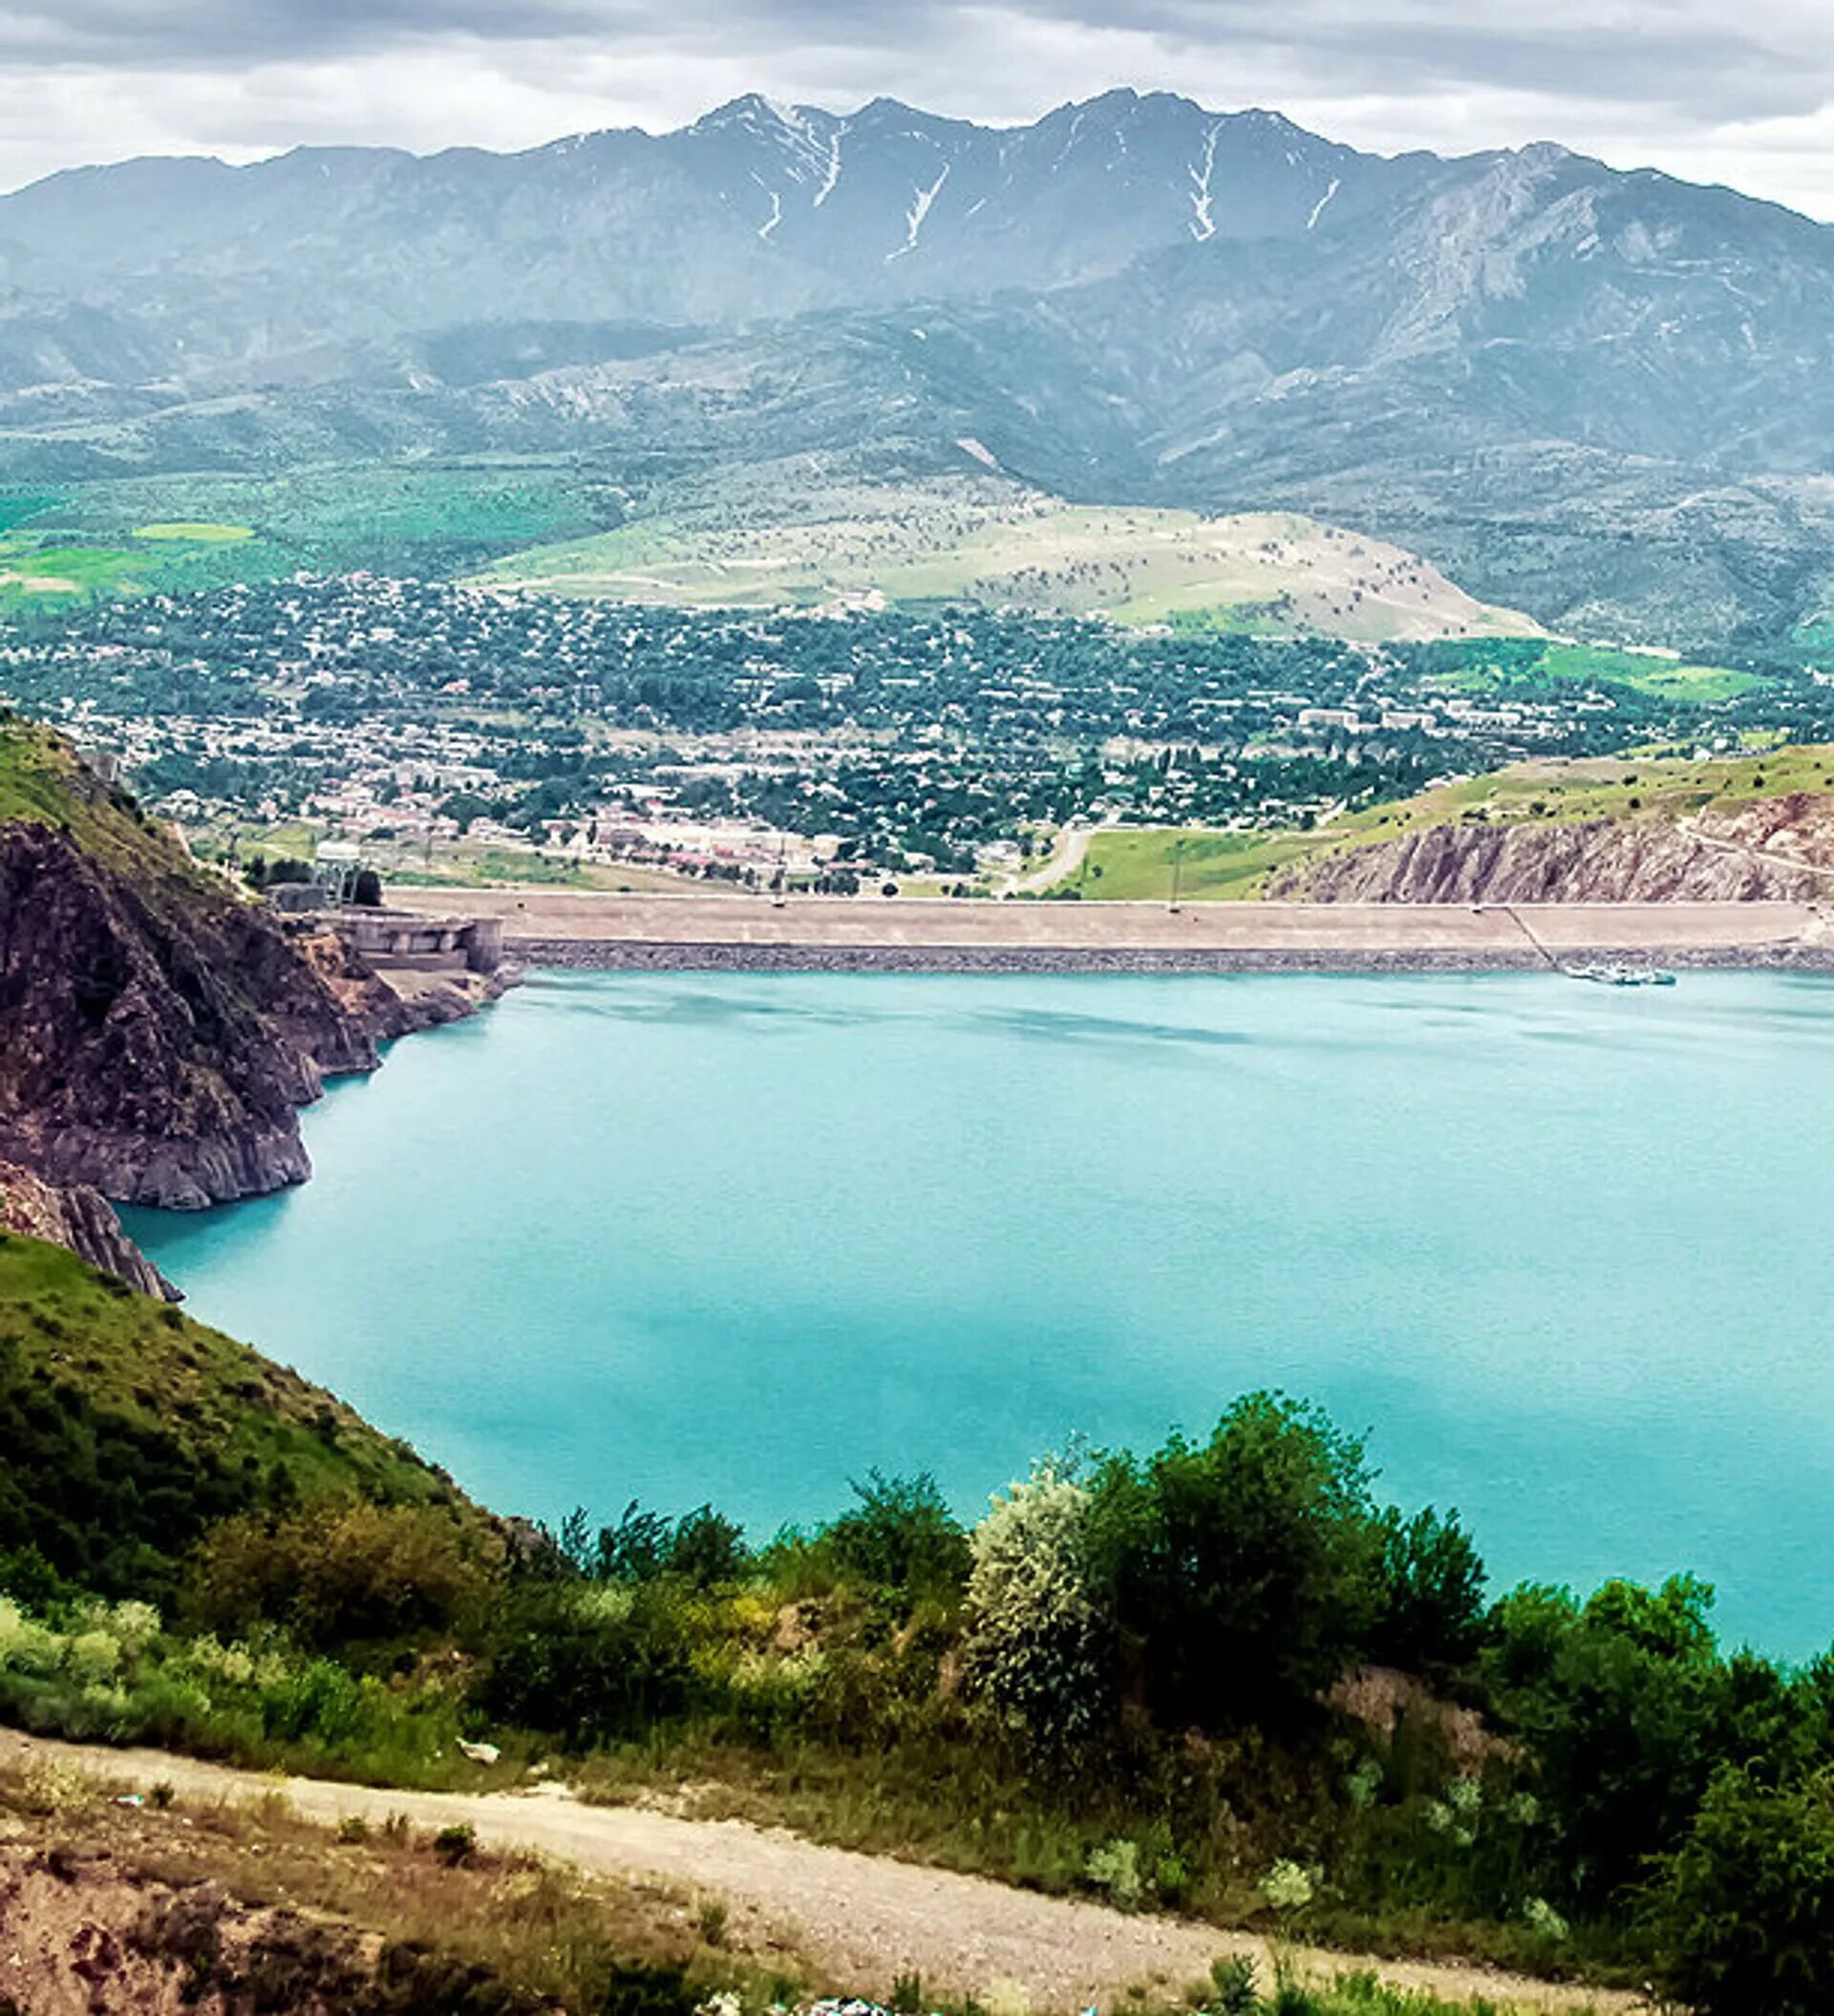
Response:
[290,924,518,1040]
[0,734,389,1208]
[0,1158,177,1300]
[1270,811,1829,905]
[0,724,525,1212]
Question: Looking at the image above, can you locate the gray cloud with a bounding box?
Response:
[3,0,1834,217]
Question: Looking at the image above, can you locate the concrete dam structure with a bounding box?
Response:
[335,909,506,976]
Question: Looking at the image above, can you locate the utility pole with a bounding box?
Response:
[1168,835,1184,914]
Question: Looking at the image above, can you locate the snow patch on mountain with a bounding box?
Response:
[815,123,846,207]
[1189,123,1221,242]
[887,166,949,262]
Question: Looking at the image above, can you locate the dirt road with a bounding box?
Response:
[0,1730,1632,2013]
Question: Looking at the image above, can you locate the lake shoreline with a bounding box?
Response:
[133,966,1834,1657]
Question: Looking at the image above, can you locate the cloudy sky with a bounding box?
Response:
[6,0,1834,217]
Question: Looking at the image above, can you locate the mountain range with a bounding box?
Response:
[7,89,1834,646]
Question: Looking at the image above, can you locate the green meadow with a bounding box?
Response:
[134,520,257,543]
[0,460,623,600]
[1418,636,1760,703]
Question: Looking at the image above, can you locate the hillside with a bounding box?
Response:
[0,1231,475,1602]
[1057,747,1834,902]
[0,719,380,1207]
[7,93,1834,640]
[479,474,1539,643]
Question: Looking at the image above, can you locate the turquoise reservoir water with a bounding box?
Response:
[129,970,1834,1658]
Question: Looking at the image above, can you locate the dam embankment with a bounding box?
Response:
[393,890,1834,973]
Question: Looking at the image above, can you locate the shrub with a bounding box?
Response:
[592,1963,697,2016]
[963,1461,1111,1748]
[1209,1956,1258,2014]
[665,1507,748,1588]
[480,1581,698,1745]
[1084,1836,1143,1910]
[1260,1857,1317,1915]
[261,1657,369,1745]
[1651,1765,1834,2016]
[186,1502,497,1657]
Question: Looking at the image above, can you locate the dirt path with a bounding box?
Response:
[0,1731,1633,2013]
[1008,823,1098,895]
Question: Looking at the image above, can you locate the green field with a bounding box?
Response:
[134,520,256,543]
[0,461,626,602]
[1056,745,1834,900]
[478,475,1542,645]
[1419,636,1759,703]
[1057,827,1332,901]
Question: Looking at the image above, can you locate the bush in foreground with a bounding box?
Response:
[1650,1764,1834,2016]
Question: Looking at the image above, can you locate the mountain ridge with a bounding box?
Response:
[8,91,1834,644]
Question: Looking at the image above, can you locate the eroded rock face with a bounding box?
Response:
[0,821,378,1209]
[0,1159,177,1300]
[1271,813,1827,904]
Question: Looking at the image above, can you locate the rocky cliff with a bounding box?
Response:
[1269,802,1834,904]
[0,724,381,1211]
[0,1158,175,1299]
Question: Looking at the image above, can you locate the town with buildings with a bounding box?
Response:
[0,575,1813,892]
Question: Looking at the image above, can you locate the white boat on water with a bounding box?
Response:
[1561,961,1677,987]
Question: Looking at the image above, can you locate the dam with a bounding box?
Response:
[395,890,1834,972]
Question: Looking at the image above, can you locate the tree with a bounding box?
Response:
[1368,1504,1486,1676]
[1652,1767,1834,2016]
[1087,1392,1382,1730]
[1483,1575,1739,1903]
[588,1499,748,1586]
[824,1471,970,1605]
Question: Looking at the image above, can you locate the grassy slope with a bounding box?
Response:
[0,1235,452,1509]
[0,718,155,859]
[477,477,1543,644]
[0,1231,480,1605]
[0,715,224,893]
[1061,745,1834,901]
[0,461,617,600]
